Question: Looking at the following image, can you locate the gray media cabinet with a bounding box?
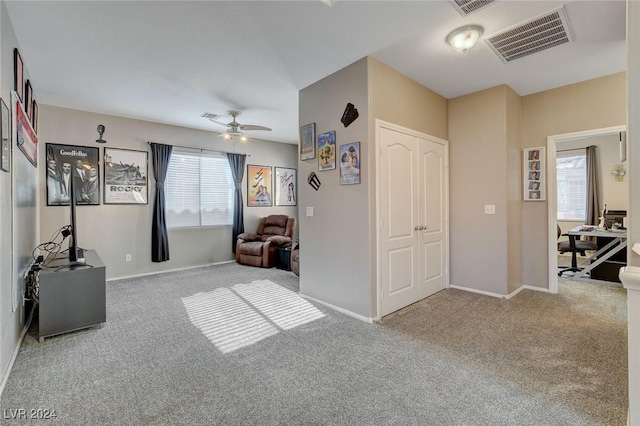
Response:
[37,249,106,342]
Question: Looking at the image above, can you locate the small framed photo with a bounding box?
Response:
[247,164,273,207]
[14,49,24,102]
[318,130,336,171]
[32,99,38,134]
[339,142,360,185]
[300,122,316,160]
[24,80,33,121]
[1,98,10,172]
[524,147,545,201]
[104,148,149,204]
[274,167,297,206]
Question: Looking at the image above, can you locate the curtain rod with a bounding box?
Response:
[147,141,250,157]
[557,146,596,153]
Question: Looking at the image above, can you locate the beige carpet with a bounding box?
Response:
[381,278,627,425]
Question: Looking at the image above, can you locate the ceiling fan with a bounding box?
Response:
[203,110,272,142]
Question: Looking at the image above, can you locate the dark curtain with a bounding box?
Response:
[150,143,173,262]
[585,145,601,226]
[227,153,246,253]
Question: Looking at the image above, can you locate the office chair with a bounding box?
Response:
[557,225,597,276]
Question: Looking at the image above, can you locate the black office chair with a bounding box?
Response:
[557,225,597,276]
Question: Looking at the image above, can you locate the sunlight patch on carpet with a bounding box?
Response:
[182,280,325,353]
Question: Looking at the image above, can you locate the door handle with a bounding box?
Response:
[415,226,419,231]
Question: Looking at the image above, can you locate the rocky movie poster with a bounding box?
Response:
[104,148,148,204]
[46,143,100,206]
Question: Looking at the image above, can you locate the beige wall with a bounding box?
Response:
[39,105,298,280]
[448,86,512,295]
[521,73,626,287]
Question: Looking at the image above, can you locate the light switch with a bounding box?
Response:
[306,206,314,217]
[484,205,496,215]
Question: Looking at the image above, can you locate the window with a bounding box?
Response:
[556,151,586,221]
[165,150,234,228]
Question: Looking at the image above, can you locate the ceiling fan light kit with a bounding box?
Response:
[204,109,271,142]
[446,25,483,53]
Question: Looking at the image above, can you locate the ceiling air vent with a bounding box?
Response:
[449,0,498,17]
[485,7,574,63]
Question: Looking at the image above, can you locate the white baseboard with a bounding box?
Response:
[0,305,35,398]
[299,293,373,323]
[107,260,235,282]
[449,284,550,300]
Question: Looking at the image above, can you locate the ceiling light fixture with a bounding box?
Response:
[446,25,483,53]
[223,131,247,142]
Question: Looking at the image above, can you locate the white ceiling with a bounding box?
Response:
[4,0,626,144]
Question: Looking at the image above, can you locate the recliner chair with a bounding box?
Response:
[236,215,296,268]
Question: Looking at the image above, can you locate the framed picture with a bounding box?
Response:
[45,143,100,206]
[24,80,33,121]
[1,98,10,172]
[524,147,545,201]
[300,122,316,160]
[274,167,297,206]
[318,130,336,171]
[32,99,38,134]
[14,49,23,102]
[104,148,148,204]
[339,142,360,185]
[15,98,37,168]
[247,165,272,207]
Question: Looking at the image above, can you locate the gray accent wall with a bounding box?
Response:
[38,105,298,280]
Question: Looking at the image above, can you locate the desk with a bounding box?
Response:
[567,227,627,281]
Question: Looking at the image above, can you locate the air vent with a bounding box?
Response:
[485,7,574,63]
[201,112,220,120]
[449,0,498,17]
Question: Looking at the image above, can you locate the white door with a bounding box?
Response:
[378,123,448,317]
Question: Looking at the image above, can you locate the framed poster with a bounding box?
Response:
[24,80,33,121]
[104,148,148,204]
[32,99,38,134]
[339,142,360,185]
[14,49,23,102]
[46,143,100,206]
[15,98,37,168]
[300,122,316,160]
[275,167,297,206]
[524,147,545,201]
[1,98,10,172]
[247,165,272,207]
[318,130,336,171]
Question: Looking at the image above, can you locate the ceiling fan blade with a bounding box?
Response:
[207,118,232,127]
[240,124,272,131]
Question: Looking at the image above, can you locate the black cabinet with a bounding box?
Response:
[276,246,292,271]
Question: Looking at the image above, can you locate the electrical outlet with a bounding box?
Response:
[125,254,132,262]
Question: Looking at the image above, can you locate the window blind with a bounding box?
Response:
[165,150,234,228]
[556,152,587,221]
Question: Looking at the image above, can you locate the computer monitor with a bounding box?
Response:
[604,209,626,229]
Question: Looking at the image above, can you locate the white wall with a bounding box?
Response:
[38,105,298,280]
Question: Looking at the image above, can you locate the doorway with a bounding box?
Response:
[546,125,626,292]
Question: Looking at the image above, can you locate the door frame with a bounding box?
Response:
[375,119,450,319]
[546,124,626,293]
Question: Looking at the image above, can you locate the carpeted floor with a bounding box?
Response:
[0,263,627,425]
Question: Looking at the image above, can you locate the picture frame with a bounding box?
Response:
[15,97,37,168]
[247,164,273,207]
[524,147,545,201]
[1,98,10,173]
[32,99,38,134]
[104,148,148,204]
[318,130,336,171]
[14,49,24,102]
[274,167,297,206]
[300,122,316,160]
[45,143,100,206]
[24,80,33,121]
[339,142,361,185]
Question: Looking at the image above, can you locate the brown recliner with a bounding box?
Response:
[236,215,296,268]
[291,239,299,276]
